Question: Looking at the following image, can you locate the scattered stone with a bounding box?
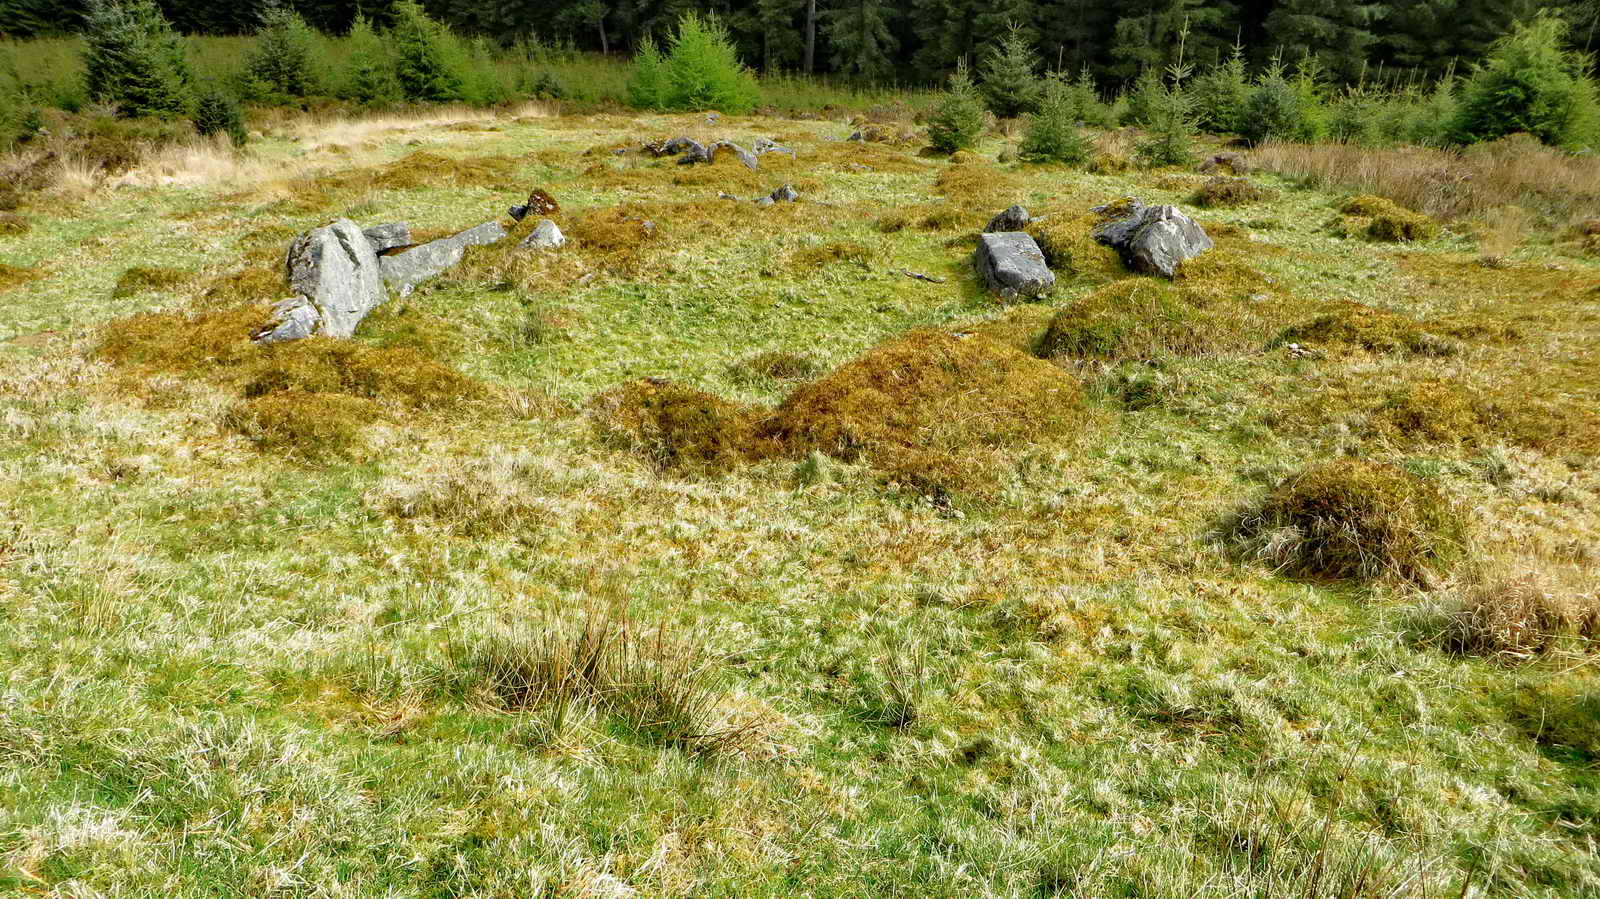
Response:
[256,218,387,343]
[518,219,565,250]
[902,269,946,284]
[974,232,1055,300]
[379,220,507,297]
[508,188,559,222]
[719,192,739,201]
[1198,152,1251,175]
[677,140,759,170]
[754,137,796,158]
[362,222,412,254]
[705,113,720,125]
[1092,201,1213,278]
[650,136,703,158]
[769,184,800,203]
[984,205,1031,233]
[754,197,776,209]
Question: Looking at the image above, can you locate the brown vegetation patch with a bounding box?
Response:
[1369,378,1491,446]
[1440,570,1600,661]
[223,390,380,458]
[875,203,970,233]
[589,378,774,473]
[791,241,870,270]
[0,263,42,293]
[1040,279,1271,361]
[95,303,275,372]
[1023,214,1124,280]
[0,212,29,236]
[764,329,1086,492]
[1275,302,1456,357]
[808,142,931,174]
[368,151,520,192]
[111,266,192,299]
[932,162,1020,209]
[1228,459,1471,586]
[726,350,821,386]
[567,208,662,273]
[201,266,287,306]
[1333,195,1441,242]
[1191,177,1270,208]
[244,339,483,411]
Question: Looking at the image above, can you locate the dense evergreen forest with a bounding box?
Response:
[4,0,1600,86]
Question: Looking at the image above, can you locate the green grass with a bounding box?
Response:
[0,108,1598,896]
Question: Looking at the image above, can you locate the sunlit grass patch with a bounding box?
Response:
[1274,301,1456,357]
[110,266,192,299]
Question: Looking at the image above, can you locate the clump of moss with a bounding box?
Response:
[1038,280,1226,361]
[875,203,967,233]
[0,263,41,293]
[95,304,276,372]
[792,241,870,270]
[1191,177,1269,208]
[932,162,1018,208]
[809,141,930,174]
[1229,458,1471,585]
[245,339,483,411]
[1023,214,1124,280]
[201,267,286,306]
[369,152,519,191]
[224,390,380,458]
[964,306,1056,356]
[111,266,191,299]
[0,212,29,236]
[568,208,660,272]
[589,378,773,472]
[1371,378,1489,446]
[765,329,1086,491]
[726,350,821,385]
[1275,302,1456,357]
[1336,195,1440,242]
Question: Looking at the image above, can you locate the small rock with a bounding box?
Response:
[508,189,559,223]
[677,140,758,170]
[362,222,412,254]
[973,232,1054,299]
[769,184,799,203]
[654,136,704,158]
[753,138,796,158]
[254,296,320,343]
[518,219,565,250]
[379,220,507,297]
[984,205,1030,233]
[754,197,776,208]
[718,192,739,201]
[705,112,720,125]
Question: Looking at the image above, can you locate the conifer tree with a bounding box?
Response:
[242,5,322,103]
[927,58,987,152]
[340,15,400,105]
[824,0,898,80]
[1263,0,1382,84]
[979,22,1042,118]
[1020,72,1092,163]
[81,0,194,119]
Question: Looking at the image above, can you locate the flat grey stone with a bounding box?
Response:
[754,196,776,208]
[518,219,565,250]
[362,222,411,253]
[379,220,507,297]
[974,232,1054,299]
[754,137,796,158]
[254,296,321,343]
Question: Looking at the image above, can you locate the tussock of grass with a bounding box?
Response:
[766,329,1086,491]
[0,212,29,236]
[1228,459,1472,585]
[808,141,930,173]
[875,203,968,233]
[223,390,380,458]
[111,266,192,299]
[1275,302,1456,356]
[1191,177,1270,208]
[589,378,773,473]
[792,241,870,270]
[245,339,483,411]
[1039,280,1230,361]
[1336,195,1441,242]
[726,350,820,385]
[932,161,1019,209]
[368,151,519,191]
[1024,214,1126,280]
[1438,570,1600,661]
[201,266,288,305]
[95,304,275,371]
[0,262,43,292]
[567,207,661,273]
[1370,378,1488,446]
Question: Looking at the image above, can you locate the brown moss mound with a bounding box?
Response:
[726,350,821,385]
[1275,302,1456,357]
[0,263,42,293]
[244,339,482,411]
[370,152,519,191]
[765,329,1086,490]
[792,241,870,269]
[201,267,286,305]
[1229,459,1471,585]
[1441,572,1600,661]
[568,208,660,272]
[224,391,380,458]
[111,266,191,299]
[0,212,29,236]
[1191,177,1269,208]
[1023,214,1124,280]
[1039,280,1228,361]
[96,304,275,372]
[875,203,968,233]
[932,162,1019,208]
[1371,378,1490,446]
[1336,195,1440,242]
[589,378,773,472]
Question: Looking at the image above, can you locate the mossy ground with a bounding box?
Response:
[1,108,1599,897]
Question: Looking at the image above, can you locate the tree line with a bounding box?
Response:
[6,0,1600,87]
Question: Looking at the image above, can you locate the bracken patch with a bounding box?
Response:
[1228,458,1472,586]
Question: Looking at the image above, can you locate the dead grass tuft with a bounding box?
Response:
[1370,378,1490,447]
[589,378,774,473]
[368,151,520,192]
[766,329,1086,492]
[567,208,661,273]
[1191,177,1270,208]
[0,212,29,236]
[200,267,288,305]
[875,203,969,233]
[1228,458,1472,586]
[0,263,43,293]
[726,350,821,385]
[111,266,191,299]
[1438,569,1600,661]
[792,241,870,270]
[95,304,275,372]
[223,390,380,458]
[1275,302,1456,357]
[244,339,484,411]
[1335,195,1441,242]
[933,161,1020,209]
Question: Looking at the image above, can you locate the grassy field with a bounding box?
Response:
[0,105,1598,896]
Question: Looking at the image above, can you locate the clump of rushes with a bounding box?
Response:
[1439,570,1600,661]
[1228,458,1472,586]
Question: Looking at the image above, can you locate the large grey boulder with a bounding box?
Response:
[362,222,412,254]
[379,221,507,297]
[974,232,1054,299]
[255,218,387,343]
[1092,201,1212,278]
[984,205,1031,233]
[676,140,759,170]
[518,219,565,250]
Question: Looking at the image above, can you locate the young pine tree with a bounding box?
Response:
[1019,73,1092,164]
[1452,15,1596,148]
[1133,26,1196,168]
[81,0,194,119]
[1240,60,1302,145]
[192,85,247,146]
[341,16,400,105]
[663,13,760,113]
[824,0,899,81]
[1189,43,1248,134]
[625,35,669,110]
[978,22,1042,119]
[1121,66,1164,127]
[241,5,321,103]
[389,0,466,103]
[927,59,987,153]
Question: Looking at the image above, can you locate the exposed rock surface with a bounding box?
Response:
[518,219,565,250]
[380,221,507,297]
[984,205,1031,233]
[256,218,387,343]
[754,137,795,158]
[1092,201,1213,278]
[1199,152,1251,175]
[974,232,1054,299]
[768,184,799,203]
[362,222,412,254]
[675,140,759,170]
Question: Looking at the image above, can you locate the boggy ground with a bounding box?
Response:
[0,107,1598,897]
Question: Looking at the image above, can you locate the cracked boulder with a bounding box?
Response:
[255,218,387,343]
[379,221,507,297]
[1092,200,1213,278]
[974,232,1054,300]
